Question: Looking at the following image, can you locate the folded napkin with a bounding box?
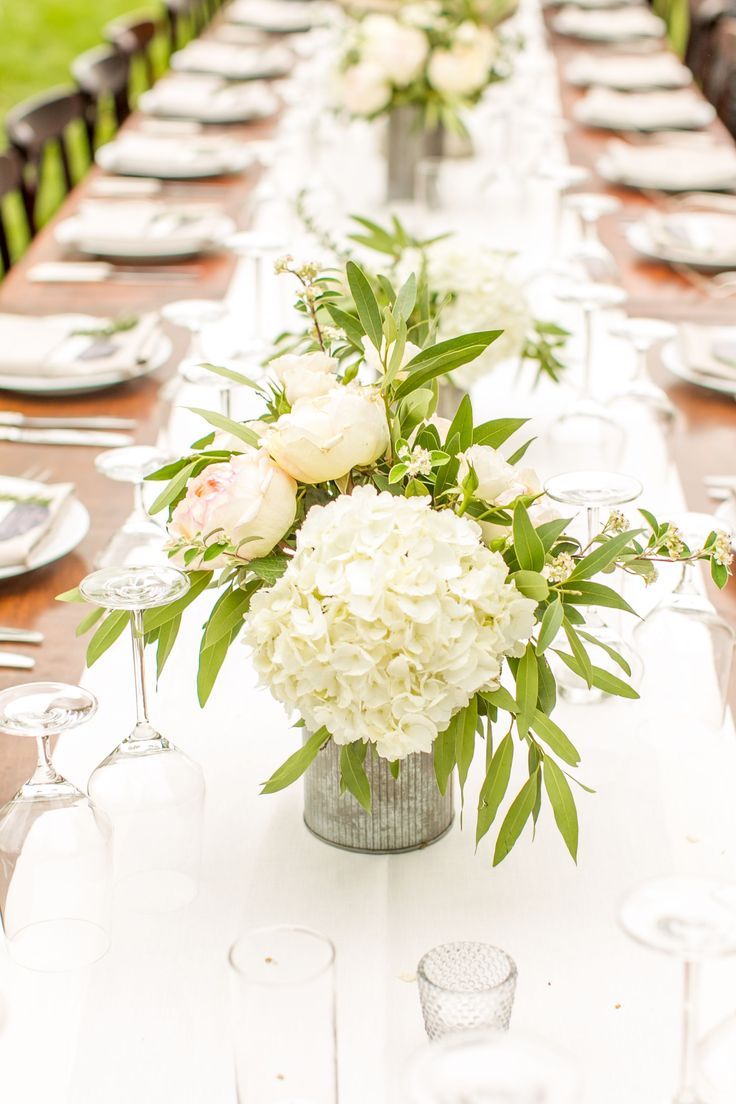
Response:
[61,200,227,247]
[0,479,73,568]
[0,313,161,378]
[552,6,665,39]
[97,133,249,176]
[575,87,713,130]
[648,212,736,264]
[566,51,691,89]
[226,0,318,31]
[172,41,292,79]
[678,324,736,381]
[143,74,279,120]
[601,139,736,190]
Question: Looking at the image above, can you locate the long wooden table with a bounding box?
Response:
[1,19,735,802]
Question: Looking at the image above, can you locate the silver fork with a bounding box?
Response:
[18,465,53,482]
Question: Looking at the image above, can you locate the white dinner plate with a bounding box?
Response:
[596,151,736,192]
[96,141,255,180]
[0,334,173,396]
[140,87,279,124]
[575,98,713,131]
[626,218,736,271]
[0,480,90,582]
[54,213,236,260]
[661,338,736,397]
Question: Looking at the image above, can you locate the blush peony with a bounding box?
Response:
[244,486,536,760]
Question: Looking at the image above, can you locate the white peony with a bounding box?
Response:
[244,486,536,760]
[340,62,392,116]
[271,351,338,405]
[258,385,390,484]
[427,24,498,97]
[361,14,430,87]
[169,451,297,566]
[459,444,554,543]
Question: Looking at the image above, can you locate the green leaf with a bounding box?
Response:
[143,571,212,633]
[513,502,545,572]
[536,652,557,714]
[187,408,260,450]
[480,686,518,714]
[561,579,638,616]
[493,771,539,866]
[197,626,238,706]
[536,598,563,654]
[56,586,85,604]
[204,584,257,648]
[554,652,640,699]
[340,742,372,812]
[455,697,477,804]
[86,610,130,667]
[563,621,593,687]
[75,605,105,637]
[248,553,289,584]
[530,710,580,767]
[394,272,417,322]
[393,332,501,401]
[472,417,527,448]
[577,629,632,676]
[536,517,574,553]
[199,362,266,394]
[506,437,537,466]
[711,559,729,589]
[446,393,474,453]
[568,529,643,582]
[324,303,366,350]
[261,728,330,794]
[543,758,579,862]
[433,719,457,796]
[511,570,549,602]
[149,460,198,516]
[346,260,383,350]
[476,732,514,846]
[156,614,181,677]
[515,643,539,728]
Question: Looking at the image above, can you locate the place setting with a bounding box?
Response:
[0,471,89,583]
[573,86,715,131]
[53,200,237,261]
[550,5,666,42]
[564,49,692,89]
[169,38,293,81]
[661,321,736,396]
[140,73,281,124]
[597,135,736,192]
[95,130,257,179]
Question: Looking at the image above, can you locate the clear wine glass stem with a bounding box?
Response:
[585,505,600,547]
[28,734,61,787]
[131,609,153,738]
[675,561,700,599]
[189,327,204,365]
[253,256,264,341]
[133,481,146,521]
[582,305,593,399]
[676,959,700,1104]
[221,388,232,421]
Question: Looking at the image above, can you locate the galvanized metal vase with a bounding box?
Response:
[386,106,444,202]
[303,739,454,854]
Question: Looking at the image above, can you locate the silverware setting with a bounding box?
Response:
[0,627,44,645]
[0,413,138,431]
[705,475,736,500]
[0,427,135,448]
[0,652,35,670]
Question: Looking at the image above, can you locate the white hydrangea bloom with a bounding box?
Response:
[398,239,532,390]
[244,486,536,760]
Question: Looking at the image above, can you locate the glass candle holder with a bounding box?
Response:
[417,942,518,1040]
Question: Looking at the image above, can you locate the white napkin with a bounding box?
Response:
[226,0,319,31]
[566,51,691,89]
[547,0,643,8]
[0,313,161,378]
[97,133,250,176]
[552,6,665,39]
[0,479,73,568]
[59,200,227,248]
[171,41,292,79]
[142,74,279,120]
[678,324,736,380]
[648,212,736,264]
[601,139,736,190]
[575,87,712,130]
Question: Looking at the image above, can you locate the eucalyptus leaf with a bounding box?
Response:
[492,771,539,866]
[340,742,372,812]
[261,728,329,795]
[543,758,579,862]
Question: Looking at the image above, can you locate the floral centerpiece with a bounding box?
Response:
[335,2,512,197]
[65,260,731,864]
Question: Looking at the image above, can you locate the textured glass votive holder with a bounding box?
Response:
[417,941,518,1040]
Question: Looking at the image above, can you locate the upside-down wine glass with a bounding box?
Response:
[0,682,112,970]
[80,566,205,912]
[161,298,228,371]
[544,469,643,705]
[228,230,288,350]
[620,877,736,1104]
[563,192,621,283]
[545,281,627,472]
[536,163,590,256]
[632,513,735,731]
[405,1029,578,1104]
[95,445,170,568]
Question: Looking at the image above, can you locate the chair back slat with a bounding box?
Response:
[0,151,25,274]
[72,45,132,148]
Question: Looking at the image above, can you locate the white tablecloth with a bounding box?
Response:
[2,1,735,1100]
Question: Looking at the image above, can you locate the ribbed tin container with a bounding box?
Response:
[386,106,444,202]
[303,739,454,854]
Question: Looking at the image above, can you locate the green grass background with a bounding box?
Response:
[0,1,165,262]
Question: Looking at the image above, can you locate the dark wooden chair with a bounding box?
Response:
[164,0,209,53]
[104,16,159,88]
[0,150,30,275]
[686,0,730,88]
[5,88,89,235]
[708,17,736,136]
[71,45,132,150]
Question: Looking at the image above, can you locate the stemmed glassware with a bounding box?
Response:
[633,513,735,730]
[0,682,112,970]
[160,298,228,372]
[563,192,621,282]
[545,281,627,471]
[229,925,338,1103]
[620,877,736,1104]
[95,445,170,568]
[608,317,677,427]
[80,565,205,912]
[228,230,288,351]
[405,1030,578,1104]
[544,470,643,704]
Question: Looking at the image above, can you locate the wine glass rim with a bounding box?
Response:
[228,924,336,985]
[417,941,517,992]
[618,875,736,959]
[79,565,190,610]
[543,469,643,505]
[0,681,98,737]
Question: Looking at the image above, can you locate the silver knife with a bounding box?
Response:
[0,413,138,432]
[0,628,44,644]
[0,427,134,447]
[0,652,35,670]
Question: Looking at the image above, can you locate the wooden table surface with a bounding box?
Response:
[1,20,735,801]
